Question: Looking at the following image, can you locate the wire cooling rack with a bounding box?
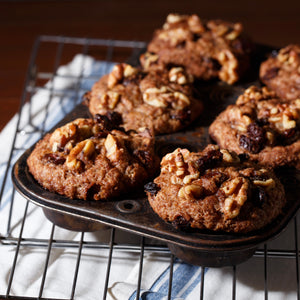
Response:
[0,35,299,300]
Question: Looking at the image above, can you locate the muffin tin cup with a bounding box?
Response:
[11,44,300,267]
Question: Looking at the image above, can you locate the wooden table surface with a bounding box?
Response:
[1,0,300,131]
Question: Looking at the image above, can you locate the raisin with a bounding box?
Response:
[171,215,190,230]
[261,67,279,81]
[195,149,223,173]
[247,123,265,142]
[144,182,160,196]
[239,122,266,154]
[44,153,66,165]
[94,112,122,131]
[134,150,152,167]
[252,186,266,207]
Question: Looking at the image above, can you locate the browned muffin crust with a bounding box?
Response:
[260,44,300,101]
[145,145,286,233]
[141,13,253,84]
[209,86,300,169]
[27,116,159,201]
[86,63,203,135]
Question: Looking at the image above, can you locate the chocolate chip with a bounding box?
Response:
[44,153,66,165]
[171,215,190,230]
[144,182,160,196]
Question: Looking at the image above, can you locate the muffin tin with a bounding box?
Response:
[12,44,300,267]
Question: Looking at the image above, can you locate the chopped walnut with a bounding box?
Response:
[143,86,190,109]
[158,27,190,46]
[253,178,275,189]
[100,91,120,109]
[221,177,249,219]
[141,52,159,70]
[220,149,240,163]
[217,50,239,84]
[169,67,192,85]
[66,139,95,171]
[108,64,124,88]
[166,13,187,24]
[104,134,118,161]
[107,64,138,88]
[178,184,203,199]
[161,148,190,176]
[50,122,77,151]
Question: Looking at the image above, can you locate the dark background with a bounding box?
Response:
[1,0,300,130]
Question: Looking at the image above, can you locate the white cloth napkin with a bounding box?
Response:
[0,54,299,300]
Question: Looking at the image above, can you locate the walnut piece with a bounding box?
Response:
[221,177,249,219]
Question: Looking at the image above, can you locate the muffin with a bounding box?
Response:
[141,13,253,84]
[209,86,300,169]
[85,63,203,135]
[145,145,286,233]
[260,44,300,101]
[27,114,159,200]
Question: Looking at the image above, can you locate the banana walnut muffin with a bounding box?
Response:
[27,114,159,200]
[140,13,253,84]
[209,86,300,169]
[85,63,203,135]
[145,145,286,233]
[260,44,300,101]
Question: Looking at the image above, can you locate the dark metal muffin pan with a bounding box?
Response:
[12,45,300,267]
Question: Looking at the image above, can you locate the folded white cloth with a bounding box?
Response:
[0,54,298,299]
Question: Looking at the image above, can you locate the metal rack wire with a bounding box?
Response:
[0,35,299,300]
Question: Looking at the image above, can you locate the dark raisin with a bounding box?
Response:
[251,186,266,207]
[94,112,122,131]
[247,123,265,143]
[171,215,190,230]
[171,109,191,125]
[134,150,152,167]
[239,135,261,154]
[195,149,223,173]
[261,67,279,81]
[144,182,160,196]
[239,122,266,154]
[44,153,66,165]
